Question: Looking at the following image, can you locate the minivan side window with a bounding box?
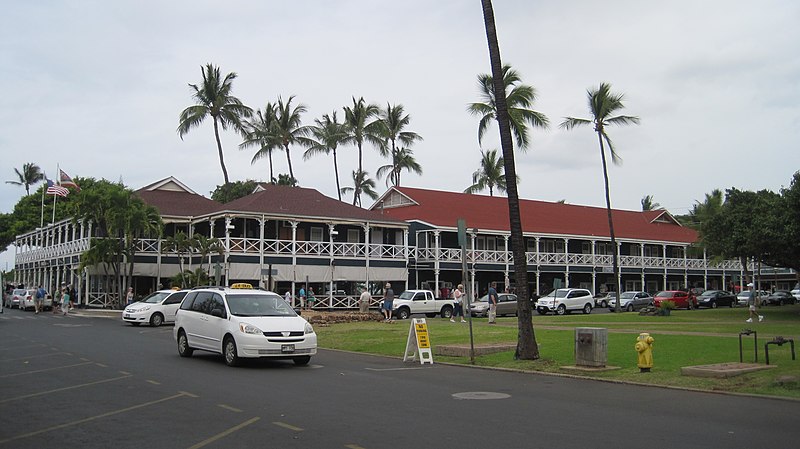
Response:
[210,294,226,318]
[165,291,187,305]
[180,291,198,311]
[192,292,215,313]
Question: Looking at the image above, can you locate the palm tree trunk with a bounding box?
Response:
[356,143,364,204]
[284,143,295,181]
[333,149,342,201]
[597,132,622,313]
[269,151,275,183]
[481,0,538,360]
[213,118,230,184]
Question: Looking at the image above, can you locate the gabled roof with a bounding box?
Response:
[223,184,406,225]
[372,186,697,244]
[136,177,222,218]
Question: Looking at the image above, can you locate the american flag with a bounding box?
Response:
[59,169,80,191]
[46,178,69,197]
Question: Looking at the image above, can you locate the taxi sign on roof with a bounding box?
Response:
[230,283,253,289]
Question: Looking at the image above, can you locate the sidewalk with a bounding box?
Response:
[70,308,122,318]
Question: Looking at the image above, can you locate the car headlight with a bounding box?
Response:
[239,323,263,334]
[138,306,151,312]
[304,322,315,334]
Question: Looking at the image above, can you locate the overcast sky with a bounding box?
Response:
[2,0,799,269]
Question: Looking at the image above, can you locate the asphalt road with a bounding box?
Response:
[1,307,798,449]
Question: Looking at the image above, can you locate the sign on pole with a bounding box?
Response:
[403,318,434,364]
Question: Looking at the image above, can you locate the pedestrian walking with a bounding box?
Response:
[487,281,499,324]
[34,285,46,314]
[284,290,292,306]
[382,283,394,322]
[451,283,466,323]
[126,287,134,306]
[359,286,371,313]
[53,287,62,314]
[745,288,764,323]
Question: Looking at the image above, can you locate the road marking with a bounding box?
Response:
[186,417,260,449]
[217,404,242,413]
[0,392,191,445]
[0,374,133,404]
[272,421,303,432]
[119,370,131,375]
[364,367,425,371]
[95,363,107,368]
[345,445,367,449]
[146,379,161,385]
[179,390,199,398]
[0,361,93,378]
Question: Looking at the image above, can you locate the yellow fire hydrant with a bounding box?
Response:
[635,332,655,372]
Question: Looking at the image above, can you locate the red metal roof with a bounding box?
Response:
[377,187,697,244]
[136,189,222,217]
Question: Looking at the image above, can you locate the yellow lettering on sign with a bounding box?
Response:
[415,322,430,349]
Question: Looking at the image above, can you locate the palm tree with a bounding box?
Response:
[275,174,298,186]
[299,111,349,200]
[560,82,640,313]
[480,0,539,360]
[376,147,423,187]
[163,231,193,287]
[641,195,661,211]
[193,234,223,276]
[240,103,280,183]
[340,170,378,207]
[464,149,507,196]
[687,189,724,229]
[375,103,423,158]
[6,162,44,195]
[178,63,253,185]
[343,97,381,204]
[468,64,549,151]
[273,96,310,181]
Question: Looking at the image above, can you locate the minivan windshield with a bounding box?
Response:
[227,294,297,317]
[141,292,171,304]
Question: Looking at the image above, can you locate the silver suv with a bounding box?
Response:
[173,285,317,367]
[535,288,594,315]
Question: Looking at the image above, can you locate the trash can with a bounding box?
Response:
[575,327,608,367]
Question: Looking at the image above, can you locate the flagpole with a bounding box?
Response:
[52,164,59,225]
[40,175,45,228]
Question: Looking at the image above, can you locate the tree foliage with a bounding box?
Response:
[211,180,259,203]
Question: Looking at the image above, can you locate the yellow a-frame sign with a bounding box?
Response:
[403,318,434,364]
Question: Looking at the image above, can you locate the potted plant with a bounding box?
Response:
[657,300,676,316]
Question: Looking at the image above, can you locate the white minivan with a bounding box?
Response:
[173,286,317,367]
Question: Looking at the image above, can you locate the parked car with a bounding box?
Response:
[736,290,770,306]
[18,288,38,311]
[790,283,800,301]
[695,290,736,308]
[469,293,519,317]
[123,289,188,326]
[594,292,616,308]
[5,288,28,309]
[608,291,653,312]
[761,290,797,306]
[653,290,697,310]
[535,288,594,315]
[173,285,317,367]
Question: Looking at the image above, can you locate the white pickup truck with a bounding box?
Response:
[388,289,455,320]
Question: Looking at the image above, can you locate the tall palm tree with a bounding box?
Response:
[376,147,423,187]
[163,231,193,288]
[340,170,378,207]
[6,162,44,195]
[343,97,381,204]
[240,103,280,183]
[464,149,507,196]
[193,234,223,276]
[273,96,310,181]
[560,82,640,313]
[299,111,349,200]
[178,63,253,184]
[641,195,661,211]
[375,103,423,158]
[688,189,724,229]
[468,64,549,151]
[480,0,539,360]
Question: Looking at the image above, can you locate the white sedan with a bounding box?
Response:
[123,289,188,326]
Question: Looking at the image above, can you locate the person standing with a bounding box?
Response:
[52,287,62,314]
[61,287,71,316]
[382,283,394,322]
[126,287,134,306]
[487,281,499,324]
[298,286,306,310]
[359,286,371,313]
[451,283,466,323]
[284,290,292,306]
[307,287,316,309]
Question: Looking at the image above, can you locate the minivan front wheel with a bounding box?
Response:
[293,356,311,366]
[224,337,240,367]
[177,331,193,358]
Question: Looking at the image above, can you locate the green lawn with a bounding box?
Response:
[316,305,800,399]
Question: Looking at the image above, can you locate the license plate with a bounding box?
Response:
[281,344,295,353]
